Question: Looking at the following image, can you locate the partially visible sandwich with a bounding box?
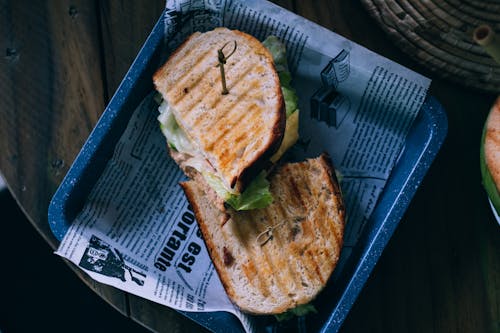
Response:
[180,154,345,314]
[153,28,299,211]
[481,96,500,218]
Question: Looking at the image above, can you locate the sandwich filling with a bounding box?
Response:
[157,36,299,210]
[179,154,345,315]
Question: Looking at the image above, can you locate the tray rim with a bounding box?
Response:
[321,95,447,332]
[48,8,448,333]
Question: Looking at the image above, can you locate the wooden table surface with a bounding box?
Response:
[1,1,499,332]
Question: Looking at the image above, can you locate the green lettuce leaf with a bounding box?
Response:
[263,36,298,117]
[205,171,273,210]
[157,101,196,155]
[281,85,298,117]
[226,172,273,210]
[274,304,318,322]
[157,37,300,211]
[202,172,236,201]
[262,36,288,69]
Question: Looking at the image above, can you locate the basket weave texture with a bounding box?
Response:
[361,0,500,93]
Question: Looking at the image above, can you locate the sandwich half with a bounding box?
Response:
[154,28,299,211]
[154,28,286,200]
[180,154,346,314]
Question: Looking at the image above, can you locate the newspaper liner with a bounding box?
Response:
[55,1,430,332]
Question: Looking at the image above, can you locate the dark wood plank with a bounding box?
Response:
[0,0,104,246]
[98,0,165,100]
[0,0,129,316]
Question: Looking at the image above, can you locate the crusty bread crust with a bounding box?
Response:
[154,28,285,193]
[180,154,345,314]
[485,97,500,192]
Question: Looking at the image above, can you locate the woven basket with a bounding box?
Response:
[361,0,500,93]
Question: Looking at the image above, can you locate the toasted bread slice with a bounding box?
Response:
[180,154,345,314]
[154,27,285,193]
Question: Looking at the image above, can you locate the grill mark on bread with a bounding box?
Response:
[278,169,308,224]
[320,155,345,246]
[217,104,263,169]
[242,214,273,299]
[265,209,288,288]
[214,113,256,168]
[225,213,272,299]
[288,174,308,211]
[327,200,343,247]
[319,200,336,248]
[169,31,251,104]
[183,74,259,159]
[168,34,201,68]
[203,53,252,109]
[166,33,203,72]
[181,40,255,126]
[291,238,316,294]
[223,47,257,86]
[308,158,341,251]
[153,32,201,92]
[169,49,215,105]
[210,84,258,127]
[233,131,249,146]
[305,171,333,247]
[307,249,325,285]
[184,57,256,128]
[256,220,288,300]
[242,260,260,296]
[174,72,220,124]
[212,87,257,141]
[269,202,301,299]
[169,38,258,129]
[225,63,266,93]
[254,176,320,305]
[205,97,259,150]
[154,28,285,194]
[180,155,345,314]
[190,85,255,148]
[218,108,266,169]
[323,247,331,264]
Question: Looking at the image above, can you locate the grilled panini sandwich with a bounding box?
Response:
[154,28,289,209]
[180,154,346,314]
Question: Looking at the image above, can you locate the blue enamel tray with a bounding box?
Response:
[48,11,447,333]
